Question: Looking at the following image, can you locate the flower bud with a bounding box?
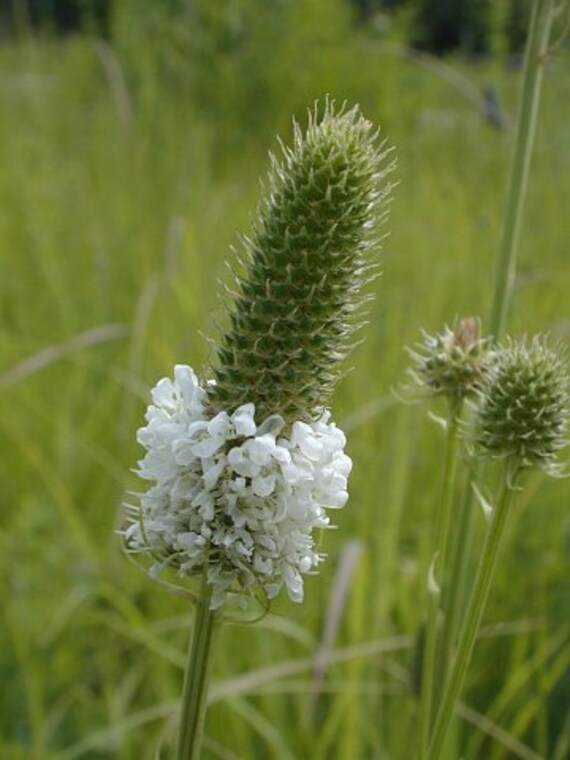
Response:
[406,317,493,401]
[476,336,568,473]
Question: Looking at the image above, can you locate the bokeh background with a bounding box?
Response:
[1,1,569,758]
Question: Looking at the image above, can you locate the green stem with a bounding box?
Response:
[177,582,218,760]
[418,401,462,755]
[425,465,519,760]
[489,0,556,339]
[434,458,478,709]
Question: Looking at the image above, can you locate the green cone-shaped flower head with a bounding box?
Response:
[208,101,394,423]
[476,336,568,473]
[407,317,493,401]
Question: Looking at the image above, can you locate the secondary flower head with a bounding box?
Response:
[406,317,493,401]
[125,365,352,608]
[125,102,392,608]
[475,336,568,474]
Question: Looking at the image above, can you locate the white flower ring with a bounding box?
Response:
[124,365,352,609]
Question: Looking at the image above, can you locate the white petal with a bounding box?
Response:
[227,445,260,477]
[256,534,277,552]
[172,439,196,466]
[151,377,176,410]
[232,403,257,436]
[291,422,324,460]
[254,554,273,575]
[257,414,285,436]
[230,476,247,493]
[272,444,291,464]
[247,435,276,465]
[202,458,225,490]
[191,435,225,458]
[323,489,348,508]
[174,364,196,385]
[207,411,231,438]
[284,568,304,603]
[334,452,353,477]
[252,473,276,497]
[171,474,197,499]
[187,420,209,438]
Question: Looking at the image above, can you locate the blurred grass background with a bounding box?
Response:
[0,1,569,758]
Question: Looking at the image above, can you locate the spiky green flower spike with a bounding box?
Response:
[208,101,394,423]
[476,336,569,475]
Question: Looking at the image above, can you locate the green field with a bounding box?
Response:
[1,8,569,759]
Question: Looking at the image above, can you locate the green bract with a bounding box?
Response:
[476,336,569,473]
[208,101,394,423]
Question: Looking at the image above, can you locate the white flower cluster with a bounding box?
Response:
[125,365,352,609]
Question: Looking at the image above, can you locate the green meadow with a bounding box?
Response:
[1,7,569,759]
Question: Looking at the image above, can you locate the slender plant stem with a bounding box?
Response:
[434,458,477,707]
[425,466,519,760]
[177,581,218,760]
[489,0,556,338]
[418,401,462,755]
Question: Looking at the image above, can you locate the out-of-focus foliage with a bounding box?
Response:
[0,0,111,35]
[113,0,356,149]
[410,0,493,55]
[505,0,533,55]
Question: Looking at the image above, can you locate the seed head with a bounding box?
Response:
[476,336,568,473]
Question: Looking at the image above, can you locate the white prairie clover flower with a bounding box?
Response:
[125,365,352,609]
[125,102,390,610]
